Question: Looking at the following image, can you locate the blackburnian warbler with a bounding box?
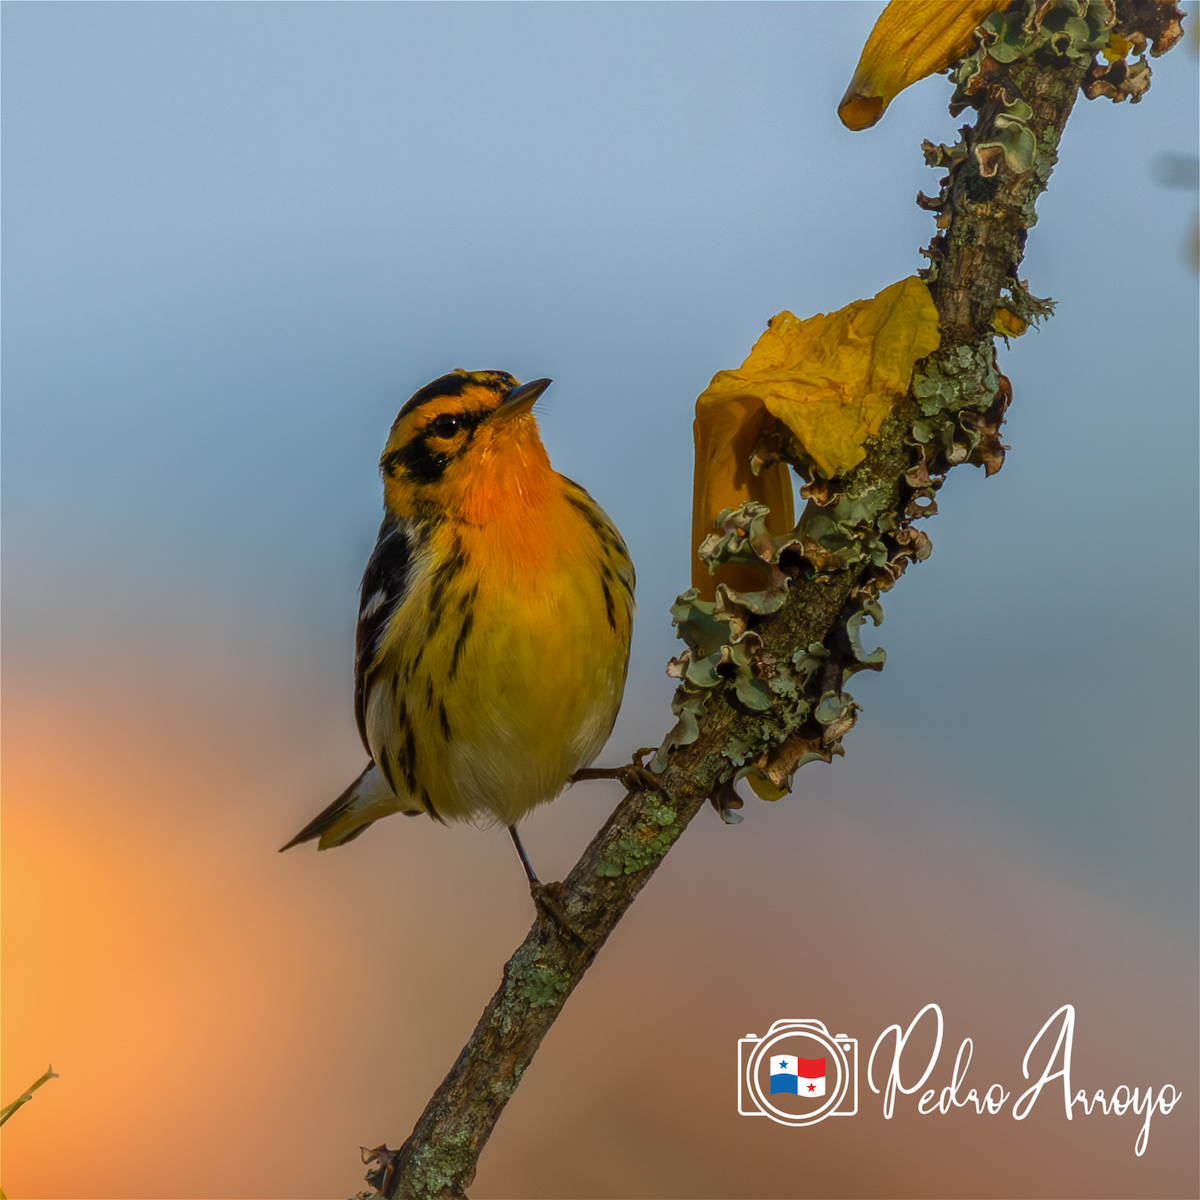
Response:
[281,370,635,883]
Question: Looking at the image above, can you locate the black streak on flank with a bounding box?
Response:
[404,726,418,794]
[395,700,415,793]
[438,541,468,591]
[425,677,435,710]
[426,549,464,638]
[566,492,606,533]
[407,644,425,680]
[448,537,467,576]
[601,576,616,632]
[567,489,625,559]
[438,699,452,741]
[379,748,400,796]
[449,609,474,680]
[421,787,438,819]
[427,595,445,637]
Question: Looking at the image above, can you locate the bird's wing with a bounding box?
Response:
[354,515,415,757]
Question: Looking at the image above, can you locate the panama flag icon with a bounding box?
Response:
[769,1055,826,1097]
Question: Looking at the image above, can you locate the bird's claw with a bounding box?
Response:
[570,747,664,796]
[618,748,665,795]
[530,881,588,944]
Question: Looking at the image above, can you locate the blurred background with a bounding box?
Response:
[2,3,1196,1197]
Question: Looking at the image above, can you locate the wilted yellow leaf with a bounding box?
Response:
[839,0,999,130]
[692,277,940,596]
[993,306,1028,338]
[745,772,788,802]
[691,393,795,597]
[1102,31,1136,63]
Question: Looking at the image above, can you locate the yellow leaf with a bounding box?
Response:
[839,0,1000,130]
[745,772,788,802]
[993,306,1028,338]
[691,392,795,596]
[692,277,940,597]
[1102,32,1135,63]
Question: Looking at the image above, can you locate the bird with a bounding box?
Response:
[280,369,635,895]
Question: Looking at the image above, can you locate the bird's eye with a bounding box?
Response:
[428,414,461,438]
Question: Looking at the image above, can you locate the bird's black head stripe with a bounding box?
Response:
[386,439,450,484]
[384,408,493,484]
[396,372,468,420]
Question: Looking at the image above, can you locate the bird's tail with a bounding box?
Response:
[279,762,414,852]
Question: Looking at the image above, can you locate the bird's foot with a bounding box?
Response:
[571,747,664,795]
[530,880,587,945]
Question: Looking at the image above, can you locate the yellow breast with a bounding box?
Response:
[366,466,634,827]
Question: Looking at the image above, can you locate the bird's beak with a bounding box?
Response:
[496,377,552,419]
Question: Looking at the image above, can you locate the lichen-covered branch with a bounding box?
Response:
[358,4,1182,1197]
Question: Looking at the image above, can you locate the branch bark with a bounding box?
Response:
[358,7,1175,1196]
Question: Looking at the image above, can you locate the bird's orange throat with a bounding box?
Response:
[381,409,587,574]
[452,414,559,529]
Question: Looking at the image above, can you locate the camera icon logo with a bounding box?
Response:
[738,1019,858,1126]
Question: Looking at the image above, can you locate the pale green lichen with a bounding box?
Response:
[765,659,800,698]
[695,502,798,613]
[509,948,573,1009]
[910,344,1006,470]
[814,690,860,738]
[912,343,998,419]
[595,799,680,877]
[655,498,883,806]
[652,504,809,770]
[845,599,887,672]
[519,967,571,1009]
[977,0,1113,66]
[665,596,771,712]
[790,477,897,579]
[793,642,830,678]
[947,0,1115,181]
[405,1131,475,1198]
[720,730,762,768]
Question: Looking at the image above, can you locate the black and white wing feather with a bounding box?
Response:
[353,515,414,756]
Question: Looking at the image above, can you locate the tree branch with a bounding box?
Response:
[358,5,1180,1196]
